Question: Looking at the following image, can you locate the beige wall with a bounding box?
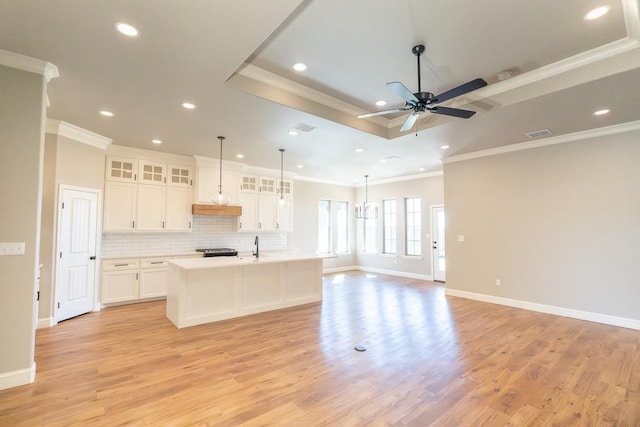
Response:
[38,133,106,321]
[356,175,444,278]
[443,130,640,321]
[0,64,46,382]
[288,179,357,269]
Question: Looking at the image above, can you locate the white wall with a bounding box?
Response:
[288,179,357,269]
[355,175,444,279]
[443,128,640,326]
[0,64,47,389]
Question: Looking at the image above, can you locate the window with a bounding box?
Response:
[363,202,377,253]
[318,200,331,253]
[382,199,397,254]
[336,201,349,253]
[405,197,422,256]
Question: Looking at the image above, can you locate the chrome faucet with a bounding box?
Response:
[253,236,259,258]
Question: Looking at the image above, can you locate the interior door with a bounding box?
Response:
[431,205,446,282]
[56,187,99,321]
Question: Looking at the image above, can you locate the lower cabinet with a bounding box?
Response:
[102,256,171,304]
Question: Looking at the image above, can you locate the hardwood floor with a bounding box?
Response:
[1,271,639,426]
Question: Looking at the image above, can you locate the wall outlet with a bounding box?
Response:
[495,279,501,286]
[0,242,26,256]
[457,235,465,242]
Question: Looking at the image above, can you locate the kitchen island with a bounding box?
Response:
[166,252,333,328]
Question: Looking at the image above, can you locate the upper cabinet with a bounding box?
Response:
[103,155,193,232]
[194,156,240,205]
[237,173,293,232]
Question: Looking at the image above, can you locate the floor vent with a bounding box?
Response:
[292,123,316,133]
[526,129,552,139]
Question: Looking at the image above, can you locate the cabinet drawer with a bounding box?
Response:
[102,258,140,271]
[141,257,169,268]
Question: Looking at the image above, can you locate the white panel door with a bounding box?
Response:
[57,187,99,322]
[431,205,446,282]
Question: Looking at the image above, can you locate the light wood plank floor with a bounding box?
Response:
[1,271,639,426]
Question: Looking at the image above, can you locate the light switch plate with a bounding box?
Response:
[0,242,26,255]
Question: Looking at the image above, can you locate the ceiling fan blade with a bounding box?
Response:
[429,78,487,105]
[428,106,476,119]
[400,113,419,132]
[386,82,419,104]
[357,106,412,119]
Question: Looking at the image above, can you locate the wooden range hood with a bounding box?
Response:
[192,204,242,216]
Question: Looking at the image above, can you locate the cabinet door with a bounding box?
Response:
[137,184,166,231]
[259,176,277,194]
[240,174,258,193]
[276,196,293,232]
[139,161,166,185]
[258,193,277,231]
[102,270,139,303]
[167,164,193,187]
[106,157,138,182]
[103,182,137,231]
[238,192,259,231]
[166,187,193,231]
[278,178,293,197]
[140,268,168,298]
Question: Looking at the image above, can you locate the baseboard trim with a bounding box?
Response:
[323,265,433,281]
[445,288,640,330]
[37,317,56,329]
[0,362,36,391]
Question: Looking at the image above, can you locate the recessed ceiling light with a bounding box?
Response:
[375,100,387,107]
[440,144,450,150]
[292,62,308,72]
[182,102,195,110]
[114,22,139,37]
[236,154,244,159]
[379,158,386,163]
[354,148,364,153]
[594,108,610,115]
[151,139,162,144]
[585,5,611,20]
[288,130,298,136]
[99,110,114,117]
[419,167,425,172]
[297,164,304,169]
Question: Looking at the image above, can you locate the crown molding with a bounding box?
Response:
[0,48,59,82]
[46,120,111,150]
[293,174,356,187]
[443,120,640,164]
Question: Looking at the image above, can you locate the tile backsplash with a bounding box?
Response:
[101,215,287,257]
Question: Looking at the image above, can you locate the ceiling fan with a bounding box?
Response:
[357,44,488,132]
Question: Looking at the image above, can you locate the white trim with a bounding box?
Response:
[36,317,56,329]
[323,265,433,281]
[623,0,640,41]
[0,48,59,82]
[444,120,640,164]
[363,171,443,186]
[46,120,112,150]
[294,174,355,187]
[0,362,36,391]
[323,265,359,274]
[445,288,640,331]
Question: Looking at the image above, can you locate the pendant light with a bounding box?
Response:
[355,174,378,219]
[278,148,286,204]
[213,136,230,205]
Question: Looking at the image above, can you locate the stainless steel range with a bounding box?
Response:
[195,248,238,257]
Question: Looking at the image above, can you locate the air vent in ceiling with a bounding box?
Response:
[526,129,552,139]
[292,123,316,133]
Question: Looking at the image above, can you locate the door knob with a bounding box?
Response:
[89,256,96,260]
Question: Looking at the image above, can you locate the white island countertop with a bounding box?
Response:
[168,251,335,270]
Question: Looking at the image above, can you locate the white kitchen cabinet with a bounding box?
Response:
[258,192,277,230]
[276,196,293,232]
[139,257,169,298]
[106,156,138,182]
[101,258,140,303]
[166,187,193,231]
[168,164,193,187]
[196,164,239,204]
[238,192,259,231]
[139,160,166,185]
[136,184,166,231]
[104,182,137,231]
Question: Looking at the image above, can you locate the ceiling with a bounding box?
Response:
[1,0,639,185]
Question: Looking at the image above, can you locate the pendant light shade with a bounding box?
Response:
[212,136,231,205]
[355,174,378,219]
